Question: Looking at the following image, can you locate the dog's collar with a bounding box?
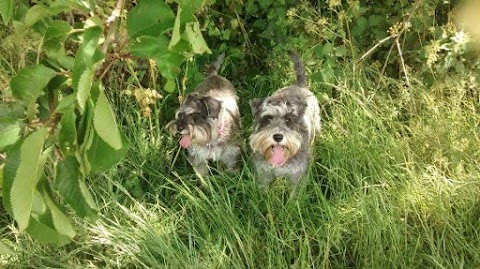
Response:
[204,106,232,153]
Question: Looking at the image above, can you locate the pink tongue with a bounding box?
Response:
[179,135,191,148]
[270,146,287,166]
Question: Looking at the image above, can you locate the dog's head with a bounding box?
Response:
[166,92,222,148]
[249,96,308,166]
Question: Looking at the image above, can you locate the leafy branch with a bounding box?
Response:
[0,0,212,246]
[357,0,423,87]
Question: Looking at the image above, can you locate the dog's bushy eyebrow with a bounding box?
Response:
[260,104,288,118]
[257,114,273,128]
[195,97,221,117]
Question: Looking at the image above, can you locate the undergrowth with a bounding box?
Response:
[2,0,480,268]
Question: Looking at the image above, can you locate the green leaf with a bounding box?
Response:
[130,35,170,59]
[0,118,21,150]
[81,27,102,67]
[155,52,185,80]
[43,21,73,58]
[352,16,368,36]
[25,217,71,246]
[72,27,103,92]
[79,179,96,212]
[76,0,96,11]
[322,43,334,57]
[0,164,3,197]
[41,183,76,238]
[55,94,76,114]
[57,55,75,70]
[55,156,97,218]
[59,108,77,156]
[77,68,94,113]
[0,0,13,24]
[184,21,211,54]
[31,190,46,215]
[130,36,185,79]
[76,98,94,157]
[2,141,21,214]
[93,89,122,150]
[76,99,94,177]
[10,65,57,104]
[87,131,129,172]
[47,0,76,15]
[165,79,176,93]
[175,0,203,13]
[335,46,347,57]
[321,64,335,84]
[0,240,14,255]
[84,15,104,29]
[127,0,175,39]
[24,5,48,27]
[168,6,182,49]
[0,102,25,119]
[177,0,203,13]
[10,128,49,232]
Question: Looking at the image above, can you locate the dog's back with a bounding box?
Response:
[270,52,321,140]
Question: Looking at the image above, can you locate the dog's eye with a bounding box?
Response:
[263,116,273,123]
[192,113,201,121]
[285,117,291,123]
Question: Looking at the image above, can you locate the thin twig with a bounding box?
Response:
[106,0,124,26]
[395,38,410,87]
[392,0,422,87]
[97,49,130,80]
[357,0,422,87]
[101,0,125,54]
[357,34,398,63]
[381,43,395,75]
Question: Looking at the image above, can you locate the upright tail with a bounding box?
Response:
[288,50,307,87]
[207,53,225,76]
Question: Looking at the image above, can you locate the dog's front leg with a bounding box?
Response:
[221,144,241,172]
[190,155,209,176]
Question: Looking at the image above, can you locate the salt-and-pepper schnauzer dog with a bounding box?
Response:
[249,51,321,185]
[166,54,241,175]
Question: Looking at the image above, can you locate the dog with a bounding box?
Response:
[249,51,321,185]
[166,54,241,175]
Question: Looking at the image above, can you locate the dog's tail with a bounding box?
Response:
[288,50,307,87]
[207,53,225,76]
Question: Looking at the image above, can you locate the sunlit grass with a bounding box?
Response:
[2,4,480,265]
[2,56,480,268]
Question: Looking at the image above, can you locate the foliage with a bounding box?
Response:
[0,0,211,246]
[1,0,480,268]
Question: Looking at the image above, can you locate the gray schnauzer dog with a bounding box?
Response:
[249,51,321,185]
[166,54,241,175]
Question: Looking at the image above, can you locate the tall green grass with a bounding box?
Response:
[2,1,480,266]
[2,55,480,268]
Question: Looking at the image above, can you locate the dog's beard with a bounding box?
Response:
[249,129,301,166]
[189,121,218,146]
[166,119,218,148]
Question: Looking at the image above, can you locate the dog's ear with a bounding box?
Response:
[249,98,264,115]
[183,92,198,105]
[201,97,222,117]
[165,120,177,135]
[296,102,308,117]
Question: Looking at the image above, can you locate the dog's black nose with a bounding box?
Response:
[177,124,185,132]
[273,134,283,142]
